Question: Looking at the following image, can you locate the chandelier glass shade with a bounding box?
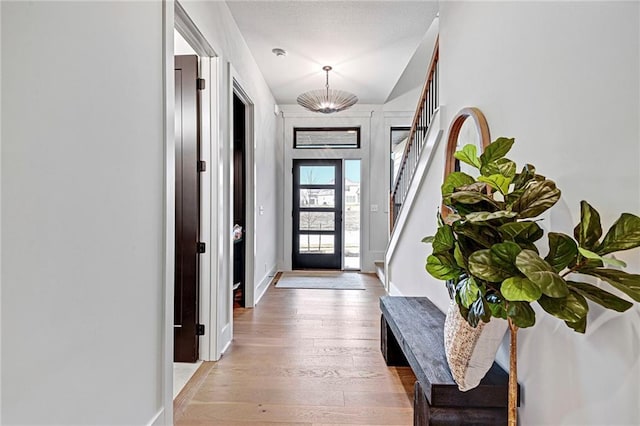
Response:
[297,66,358,114]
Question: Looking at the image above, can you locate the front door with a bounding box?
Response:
[292,159,343,269]
[174,54,201,362]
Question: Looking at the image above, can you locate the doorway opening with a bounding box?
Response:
[229,75,256,311]
[170,3,221,407]
[232,93,246,307]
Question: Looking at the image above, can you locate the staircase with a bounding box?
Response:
[384,38,443,295]
[390,38,439,231]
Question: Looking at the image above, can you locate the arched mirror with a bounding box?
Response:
[442,107,491,216]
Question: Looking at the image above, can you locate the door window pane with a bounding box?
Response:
[299,166,335,185]
[299,234,335,254]
[294,127,360,149]
[300,212,335,231]
[300,189,335,208]
[344,160,361,270]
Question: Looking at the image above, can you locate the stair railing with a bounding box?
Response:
[390,38,439,231]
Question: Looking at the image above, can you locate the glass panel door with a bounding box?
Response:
[292,159,343,269]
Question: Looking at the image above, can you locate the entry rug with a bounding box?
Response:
[275,271,366,290]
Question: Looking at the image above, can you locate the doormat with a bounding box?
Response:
[275,271,366,290]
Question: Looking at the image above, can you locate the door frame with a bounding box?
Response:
[228,66,256,309]
[175,2,220,364]
[280,111,372,272]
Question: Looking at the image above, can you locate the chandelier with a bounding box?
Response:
[297,66,358,114]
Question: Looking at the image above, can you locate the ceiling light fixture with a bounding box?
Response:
[297,66,358,114]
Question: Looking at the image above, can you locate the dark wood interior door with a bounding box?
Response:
[174,55,201,362]
[292,159,343,269]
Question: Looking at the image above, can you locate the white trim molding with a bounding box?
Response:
[255,265,278,305]
[147,408,165,426]
[162,0,176,423]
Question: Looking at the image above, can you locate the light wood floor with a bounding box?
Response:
[174,272,416,425]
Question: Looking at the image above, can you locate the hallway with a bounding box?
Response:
[174,273,415,425]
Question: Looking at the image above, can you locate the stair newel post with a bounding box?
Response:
[508,317,518,426]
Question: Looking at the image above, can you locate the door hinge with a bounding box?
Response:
[197,78,206,90]
[198,160,206,172]
[196,324,205,336]
[197,242,206,253]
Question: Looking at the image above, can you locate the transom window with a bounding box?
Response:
[294,127,360,149]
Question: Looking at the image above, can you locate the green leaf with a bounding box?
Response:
[568,281,633,312]
[499,221,544,243]
[457,277,480,309]
[481,158,516,179]
[512,180,561,219]
[512,164,539,190]
[596,213,640,255]
[488,300,508,319]
[505,189,526,207]
[465,211,517,223]
[480,137,515,166]
[449,191,500,207]
[454,223,501,249]
[602,257,628,268]
[578,247,627,268]
[454,144,481,169]
[432,225,455,254]
[490,241,522,275]
[426,254,460,280]
[478,174,512,195]
[538,291,589,323]
[566,316,587,333]
[469,249,512,282]
[579,268,640,302]
[422,236,435,244]
[467,297,491,327]
[502,277,542,302]
[454,244,466,268]
[507,301,536,328]
[515,250,570,298]
[457,182,488,193]
[545,232,578,272]
[573,200,602,250]
[441,172,476,196]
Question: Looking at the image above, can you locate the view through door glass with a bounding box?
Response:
[292,159,343,269]
[344,160,360,270]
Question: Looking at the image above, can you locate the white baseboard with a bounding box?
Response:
[389,281,402,296]
[147,407,165,426]
[220,339,232,355]
[255,265,277,304]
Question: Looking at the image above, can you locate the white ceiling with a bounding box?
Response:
[225,1,439,105]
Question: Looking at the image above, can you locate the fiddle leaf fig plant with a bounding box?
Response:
[423,138,640,332]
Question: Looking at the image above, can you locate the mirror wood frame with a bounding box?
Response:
[442,107,491,217]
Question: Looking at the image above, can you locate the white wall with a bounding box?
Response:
[1,2,167,424]
[393,2,640,424]
[386,17,439,104]
[179,1,279,307]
